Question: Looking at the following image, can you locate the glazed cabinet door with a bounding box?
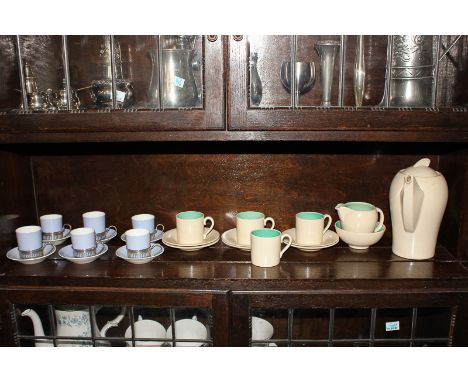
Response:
[0,35,224,132]
[0,288,230,346]
[228,35,468,131]
[231,292,468,347]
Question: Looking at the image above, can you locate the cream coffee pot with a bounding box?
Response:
[389,158,448,260]
[21,306,126,346]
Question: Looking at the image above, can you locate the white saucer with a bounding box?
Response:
[221,228,251,251]
[7,244,56,265]
[282,228,339,252]
[121,229,163,244]
[252,317,274,341]
[58,243,108,264]
[162,228,220,252]
[43,227,71,246]
[116,244,165,264]
[98,227,117,244]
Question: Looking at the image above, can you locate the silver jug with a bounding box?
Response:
[315,41,341,107]
[148,48,201,108]
[381,35,434,107]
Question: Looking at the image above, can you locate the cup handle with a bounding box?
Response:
[107,225,117,234]
[279,234,292,259]
[374,208,384,232]
[203,217,214,239]
[63,224,72,231]
[155,223,165,232]
[322,214,332,234]
[264,217,275,229]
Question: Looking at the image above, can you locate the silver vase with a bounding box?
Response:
[354,36,366,107]
[249,52,263,106]
[381,35,434,107]
[315,41,341,107]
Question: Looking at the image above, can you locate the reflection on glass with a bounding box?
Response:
[156,35,202,108]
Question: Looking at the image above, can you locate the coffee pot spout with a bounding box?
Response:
[21,309,53,347]
[98,307,126,337]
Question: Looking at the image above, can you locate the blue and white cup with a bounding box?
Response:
[71,227,97,258]
[83,211,112,241]
[40,214,71,241]
[125,228,154,258]
[16,225,43,259]
[131,214,164,238]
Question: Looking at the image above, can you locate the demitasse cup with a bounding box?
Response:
[166,315,208,347]
[83,211,115,241]
[176,211,214,245]
[250,229,292,268]
[131,214,164,239]
[125,228,155,258]
[16,225,44,259]
[40,214,71,241]
[125,316,166,347]
[295,212,332,246]
[236,211,275,246]
[335,201,384,233]
[71,227,97,258]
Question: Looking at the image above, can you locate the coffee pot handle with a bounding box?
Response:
[99,307,126,337]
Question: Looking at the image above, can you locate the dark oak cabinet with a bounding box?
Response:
[0,35,467,346]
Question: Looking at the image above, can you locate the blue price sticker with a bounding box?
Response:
[174,76,185,88]
[385,321,400,331]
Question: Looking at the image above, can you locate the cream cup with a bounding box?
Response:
[236,211,275,246]
[71,227,96,258]
[250,228,292,268]
[131,214,164,237]
[295,212,332,246]
[125,228,153,258]
[16,225,43,258]
[176,211,214,245]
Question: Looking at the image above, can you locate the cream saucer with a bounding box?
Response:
[58,243,108,264]
[116,244,165,264]
[162,228,220,252]
[98,227,117,244]
[335,221,385,250]
[282,228,339,252]
[221,228,250,251]
[43,227,71,246]
[121,229,163,244]
[7,244,56,265]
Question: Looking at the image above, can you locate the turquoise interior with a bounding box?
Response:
[342,202,374,211]
[238,211,263,220]
[177,211,203,219]
[297,212,323,220]
[336,221,384,232]
[251,229,280,238]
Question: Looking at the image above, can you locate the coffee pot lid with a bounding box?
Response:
[401,158,440,178]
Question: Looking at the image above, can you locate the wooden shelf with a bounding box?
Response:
[2,243,468,291]
[0,109,467,143]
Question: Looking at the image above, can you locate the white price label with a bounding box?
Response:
[385,321,400,331]
[116,90,126,102]
[174,76,185,88]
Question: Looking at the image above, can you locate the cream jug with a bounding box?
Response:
[389,158,448,260]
